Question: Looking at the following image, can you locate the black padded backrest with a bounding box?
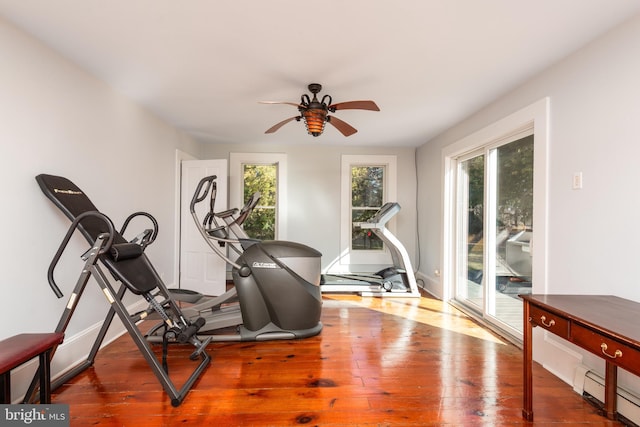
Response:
[36,174,124,245]
[36,174,159,295]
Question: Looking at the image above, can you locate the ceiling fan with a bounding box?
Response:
[260,83,379,137]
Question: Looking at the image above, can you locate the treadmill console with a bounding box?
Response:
[360,202,400,229]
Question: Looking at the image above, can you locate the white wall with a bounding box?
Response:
[0,16,201,360]
[417,14,640,393]
[201,143,418,274]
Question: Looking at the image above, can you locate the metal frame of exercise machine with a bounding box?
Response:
[27,174,211,406]
[320,202,421,298]
[147,175,323,342]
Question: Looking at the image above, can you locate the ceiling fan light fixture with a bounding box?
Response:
[303,109,327,136]
[262,83,378,137]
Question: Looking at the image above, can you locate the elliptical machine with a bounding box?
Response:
[149,175,323,341]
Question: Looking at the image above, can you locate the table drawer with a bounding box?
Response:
[571,324,640,375]
[529,305,569,339]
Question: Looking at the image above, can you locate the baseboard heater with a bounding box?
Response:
[579,368,640,426]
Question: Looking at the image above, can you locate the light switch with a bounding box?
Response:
[572,172,583,190]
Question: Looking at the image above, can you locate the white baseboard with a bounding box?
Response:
[576,364,640,425]
[415,271,441,299]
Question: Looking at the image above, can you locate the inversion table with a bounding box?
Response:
[26,174,211,406]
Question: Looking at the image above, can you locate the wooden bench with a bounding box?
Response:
[0,333,64,404]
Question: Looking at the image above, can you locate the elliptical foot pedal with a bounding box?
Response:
[168,288,203,304]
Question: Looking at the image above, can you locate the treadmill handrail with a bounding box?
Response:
[360,202,400,229]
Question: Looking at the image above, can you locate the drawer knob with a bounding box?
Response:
[540,315,555,328]
[601,343,623,359]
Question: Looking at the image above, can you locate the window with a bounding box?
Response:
[241,164,277,240]
[229,153,287,240]
[341,155,397,266]
[351,165,385,250]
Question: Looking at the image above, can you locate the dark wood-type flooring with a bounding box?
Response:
[51,294,626,426]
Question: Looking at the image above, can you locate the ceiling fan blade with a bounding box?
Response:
[327,115,358,137]
[265,116,298,134]
[329,100,380,111]
[259,101,303,108]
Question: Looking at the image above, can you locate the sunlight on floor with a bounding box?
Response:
[322,294,507,345]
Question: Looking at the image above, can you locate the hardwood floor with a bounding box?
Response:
[52,294,625,426]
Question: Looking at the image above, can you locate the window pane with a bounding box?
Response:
[243,207,275,241]
[495,135,533,292]
[243,165,276,205]
[351,166,384,207]
[351,166,384,250]
[457,154,485,308]
[242,164,277,240]
[351,208,383,250]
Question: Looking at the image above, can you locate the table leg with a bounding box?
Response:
[522,300,533,421]
[604,361,617,420]
[0,372,10,403]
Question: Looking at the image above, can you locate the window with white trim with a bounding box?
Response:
[241,163,277,240]
[351,165,385,250]
[341,155,397,266]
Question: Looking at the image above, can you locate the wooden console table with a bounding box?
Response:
[522,294,640,421]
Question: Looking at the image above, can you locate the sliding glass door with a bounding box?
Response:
[455,151,485,310]
[454,134,534,334]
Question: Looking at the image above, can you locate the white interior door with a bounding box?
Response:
[180,159,227,295]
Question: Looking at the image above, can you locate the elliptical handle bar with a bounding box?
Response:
[120,211,159,248]
[190,175,243,270]
[47,211,115,299]
[235,191,261,226]
[191,175,217,214]
[202,181,218,229]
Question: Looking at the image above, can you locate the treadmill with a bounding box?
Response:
[320,202,420,297]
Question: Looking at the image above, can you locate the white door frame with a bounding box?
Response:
[173,150,197,288]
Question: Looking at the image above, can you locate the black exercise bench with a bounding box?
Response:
[0,333,64,404]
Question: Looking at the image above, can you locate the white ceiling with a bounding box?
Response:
[1,1,639,147]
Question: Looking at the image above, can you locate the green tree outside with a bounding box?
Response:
[242,164,277,240]
[351,166,384,250]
